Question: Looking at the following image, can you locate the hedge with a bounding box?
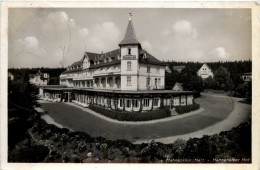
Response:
[175,104,200,114]
[89,104,171,121]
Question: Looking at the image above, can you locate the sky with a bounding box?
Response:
[8,8,251,68]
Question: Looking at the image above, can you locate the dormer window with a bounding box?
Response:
[128,48,131,55]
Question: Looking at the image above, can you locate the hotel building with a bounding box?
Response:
[39,15,195,115]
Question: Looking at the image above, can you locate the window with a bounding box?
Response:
[133,99,139,108]
[119,99,123,107]
[155,78,157,87]
[147,66,150,73]
[156,67,160,73]
[127,77,131,86]
[143,98,150,107]
[127,61,132,70]
[128,48,131,55]
[181,95,186,105]
[158,78,161,86]
[146,78,150,87]
[153,98,159,107]
[126,99,131,108]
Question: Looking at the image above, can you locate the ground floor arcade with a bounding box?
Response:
[40,87,195,112]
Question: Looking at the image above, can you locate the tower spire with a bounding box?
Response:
[129,9,132,21]
[119,11,141,47]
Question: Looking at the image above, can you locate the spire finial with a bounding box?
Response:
[129,9,132,21]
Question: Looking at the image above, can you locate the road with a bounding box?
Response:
[40,93,251,143]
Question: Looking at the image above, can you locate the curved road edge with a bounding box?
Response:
[134,97,251,144]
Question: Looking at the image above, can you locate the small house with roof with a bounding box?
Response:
[241,72,252,82]
[8,72,14,81]
[29,70,50,85]
[172,82,184,91]
[197,63,214,79]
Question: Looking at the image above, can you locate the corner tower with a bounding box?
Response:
[119,14,141,91]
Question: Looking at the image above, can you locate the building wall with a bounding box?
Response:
[121,45,139,57]
[187,95,194,105]
[83,57,90,69]
[121,75,138,90]
[241,75,252,82]
[120,45,139,91]
[59,46,167,91]
[197,64,214,79]
[29,75,48,85]
[138,64,165,90]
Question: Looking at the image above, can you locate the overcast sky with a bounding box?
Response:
[8,8,251,68]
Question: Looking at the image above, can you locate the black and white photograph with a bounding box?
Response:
[1,1,259,170]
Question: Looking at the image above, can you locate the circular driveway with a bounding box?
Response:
[40,93,251,143]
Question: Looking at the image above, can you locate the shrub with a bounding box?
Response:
[89,104,171,121]
[175,104,200,114]
[9,144,49,162]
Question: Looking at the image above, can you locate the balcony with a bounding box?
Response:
[123,55,136,60]
[93,67,121,77]
[73,75,93,81]
[60,73,77,79]
[93,76,121,90]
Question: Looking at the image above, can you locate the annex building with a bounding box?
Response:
[39,15,195,116]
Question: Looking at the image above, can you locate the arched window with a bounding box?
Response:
[128,48,131,55]
[127,61,131,70]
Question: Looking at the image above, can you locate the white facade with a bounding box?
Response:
[197,63,214,79]
[41,15,196,117]
[138,64,165,90]
[241,73,252,82]
[8,72,14,81]
[29,72,49,85]
[60,18,166,91]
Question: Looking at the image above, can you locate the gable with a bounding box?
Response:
[198,64,213,73]
[172,83,183,91]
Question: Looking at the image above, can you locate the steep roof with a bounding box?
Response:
[84,51,100,61]
[62,49,121,74]
[89,49,121,69]
[119,19,141,47]
[139,49,166,66]
[198,63,213,73]
[71,61,82,67]
[172,82,184,91]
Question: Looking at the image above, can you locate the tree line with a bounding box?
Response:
[8,67,66,85]
[165,60,251,101]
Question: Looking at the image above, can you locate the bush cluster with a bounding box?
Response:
[89,104,171,121]
[175,104,200,114]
